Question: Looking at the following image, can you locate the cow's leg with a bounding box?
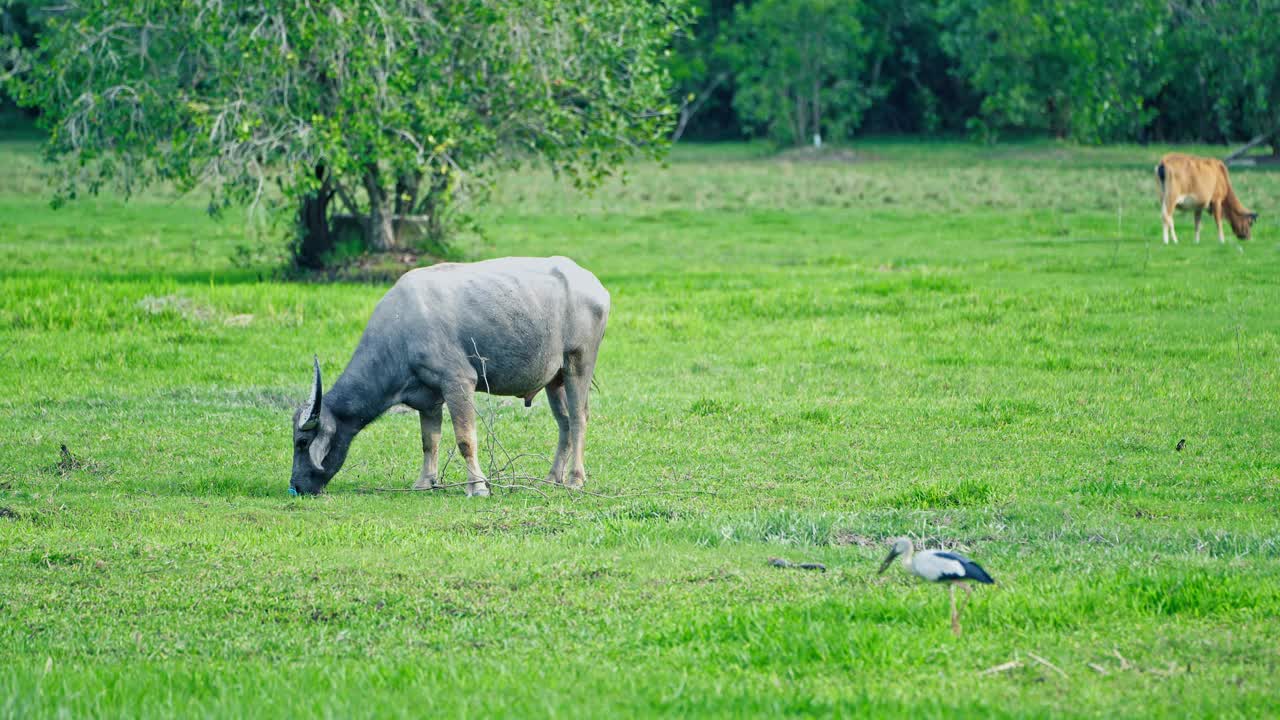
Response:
[1213,202,1226,243]
[413,402,444,490]
[1194,208,1203,244]
[1161,201,1176,244]
[445,387,489,497]
[544,379,571,485]
[560,351,598,490]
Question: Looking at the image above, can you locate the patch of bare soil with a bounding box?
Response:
[774,146,869,164]
[832,531,878,548]
[54,444,106,477]
[296,251,447,284]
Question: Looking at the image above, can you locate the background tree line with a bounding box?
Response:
[3,0,1277,270]
[8,0,1279,149]
[672,0,1280,149]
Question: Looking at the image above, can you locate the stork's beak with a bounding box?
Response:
[877,549,900,574]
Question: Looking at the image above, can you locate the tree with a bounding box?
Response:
[5,1,687,263]
[724,0,870,146]
[939,0,1166,142]
[0,2,40,120]
[666,0,739,141]
[1153,0,1280,149]
[856,0,979,135]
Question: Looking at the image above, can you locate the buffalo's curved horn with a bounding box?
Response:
[299,355,322,430]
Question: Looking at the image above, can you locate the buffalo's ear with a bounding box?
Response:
[308,422,332,472]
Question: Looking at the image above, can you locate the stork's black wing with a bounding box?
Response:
[934,551,995,584]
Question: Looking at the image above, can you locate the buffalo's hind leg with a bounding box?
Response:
[444,387,490,497]
[545,378,571,485]
[413,402,444,490]
[561,350,598,490]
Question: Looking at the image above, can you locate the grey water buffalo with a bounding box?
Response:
[290,256,610,496]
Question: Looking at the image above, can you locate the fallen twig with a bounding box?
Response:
[978,659,1023,676]
[1088,663,1110,676]
[1027,652,1068,679]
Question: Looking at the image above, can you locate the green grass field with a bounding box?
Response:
[2,138,1279,718]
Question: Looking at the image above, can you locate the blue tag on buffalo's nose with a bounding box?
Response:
[288,487,299,497]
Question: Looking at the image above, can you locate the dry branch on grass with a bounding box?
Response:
[1027,652,1069,679]
[978,659,1023,676]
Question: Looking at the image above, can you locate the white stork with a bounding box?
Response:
[878,537,995,636]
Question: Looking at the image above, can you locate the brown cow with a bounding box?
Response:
[1156,153,1258,245]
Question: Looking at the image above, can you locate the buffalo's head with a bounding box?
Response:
[290,356,336,495]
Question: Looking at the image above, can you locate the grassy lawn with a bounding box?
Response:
[2,137,1279,718]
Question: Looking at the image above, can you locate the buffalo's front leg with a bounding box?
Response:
[413,403,444,490]
[545,380,571,485]
[445,388,489,497]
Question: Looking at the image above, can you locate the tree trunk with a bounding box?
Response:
[811,77,821,147]
[366,201,395,252]
[362,165,395,252]
[393,173,420,246]
[672,72,728,143]
[294,166,333,269]
[420,172,451,247]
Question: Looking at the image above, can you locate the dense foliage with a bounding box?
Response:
[723,0,868,146]
[669,0,1280,147]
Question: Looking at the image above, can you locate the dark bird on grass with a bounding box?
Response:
[1176,438,1186,452]
[768,557,827,572]
[878,537,994,636]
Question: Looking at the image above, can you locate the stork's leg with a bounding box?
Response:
[445,387,489,497]
[950,584,961,636]
[957,582,974,634]
[545,379,571,485]
[413,402,444,490]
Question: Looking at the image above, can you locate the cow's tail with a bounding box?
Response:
[1155,162,1168,205]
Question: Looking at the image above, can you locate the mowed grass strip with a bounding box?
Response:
[1,139,1279,717]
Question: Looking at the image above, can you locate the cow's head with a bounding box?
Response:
[1230,211,1259,240]
[290,356,337,495]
